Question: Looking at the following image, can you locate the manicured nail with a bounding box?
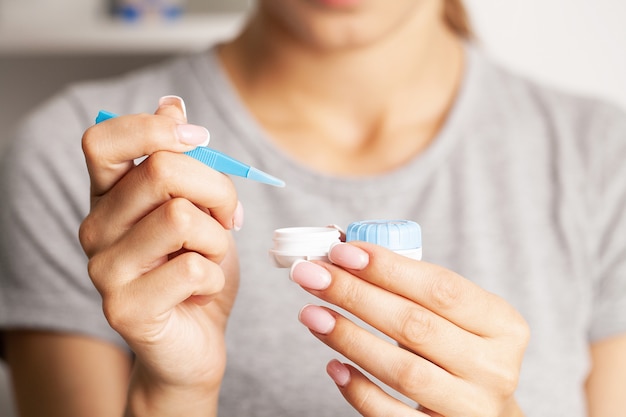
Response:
[326,359,351,387]
[176,124,210,145]
[232,200,244,231]
[290,260,331,290]
[328,242,369,270]
[298,305,335,334]
[159,95,187,118]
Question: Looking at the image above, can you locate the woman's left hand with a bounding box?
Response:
[290,241,530,417]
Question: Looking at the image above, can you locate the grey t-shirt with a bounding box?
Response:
[1,44,625,417]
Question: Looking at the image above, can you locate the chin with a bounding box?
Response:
[257,0,430,51]
[304,0,364,9]
[299,20,392,51]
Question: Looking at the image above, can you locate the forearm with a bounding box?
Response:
[5,331,131,417]
[585,335,626,416]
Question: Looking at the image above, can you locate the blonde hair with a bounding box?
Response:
[444,0,473,39]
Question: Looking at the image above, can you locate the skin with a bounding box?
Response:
[219,0,463,175]
[5,332,131,417]
[4,0,626,416]
[292,242,529,416]
[585,335,626,417]
[80,98,241,417]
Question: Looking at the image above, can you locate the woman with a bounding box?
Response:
[1,1,625,416]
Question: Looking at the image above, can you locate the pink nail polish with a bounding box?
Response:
[290,260,331,290]
[328,242,369,270]
[176,124,210,145]
[298,305,335,334]
[326,359,351,387]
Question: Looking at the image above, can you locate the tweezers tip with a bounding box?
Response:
[247,167,286,187]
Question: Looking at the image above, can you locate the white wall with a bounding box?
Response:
[1,1,625,416]
[465,0,626,110]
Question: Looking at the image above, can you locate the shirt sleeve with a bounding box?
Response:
[588,102,626,342]
[0,90,127,350]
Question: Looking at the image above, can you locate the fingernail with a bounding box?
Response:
[326,359,351,387]
[176,124,210,145]
[232,200,244,231]
[290,260,331,290]
[298,305,335,334]
[159,95,187,118]
[328,242,369,270]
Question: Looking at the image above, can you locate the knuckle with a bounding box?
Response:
[352,389,377,417]
[176,252,226,295]
[398,307,435,348]
[380,256,409,283]
[136,112,154,124]
[101,297,118,327]
[162,198,195,233]
[101,294,130,332]
[86,253,109,288]
[510,316,531,345]
[86,255,99,281]
[341,284,369,312]
[428,273,461,310]
[496,369,520,397]
[141,151,178,184]
[87,253,122,297]
[396,360,429,397]
[99,285,147,336]
[81,126,99,162]
[480,361,521,404]
[78,217,97,256]
[176,252,207,282]
[98,278,132,332]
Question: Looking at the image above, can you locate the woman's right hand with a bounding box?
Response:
[79,96,242,416]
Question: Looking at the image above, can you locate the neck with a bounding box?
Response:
[219,3,464,175]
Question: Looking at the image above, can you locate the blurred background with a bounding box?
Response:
[1,0,625,415]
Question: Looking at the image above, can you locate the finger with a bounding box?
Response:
[328,242,523,338]
[292,260,486,379]
[152,95,209,147]
[131,251,224,316]
[101,251,225,339]
[120,197,229,267]
[326,360,425,417]
[88,197,230,294]
[108,150,236,230]
[155,95,188,124]
[299,305,473,416]
[417,404,446,417]
[80,151,238,256]
[82,104,209,197]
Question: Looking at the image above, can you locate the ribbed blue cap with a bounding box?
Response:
[346,220,422,250]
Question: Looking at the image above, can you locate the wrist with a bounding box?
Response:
[125,365,220,417]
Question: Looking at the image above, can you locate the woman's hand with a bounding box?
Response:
[79,96,242,416]
[291,241,530,417]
